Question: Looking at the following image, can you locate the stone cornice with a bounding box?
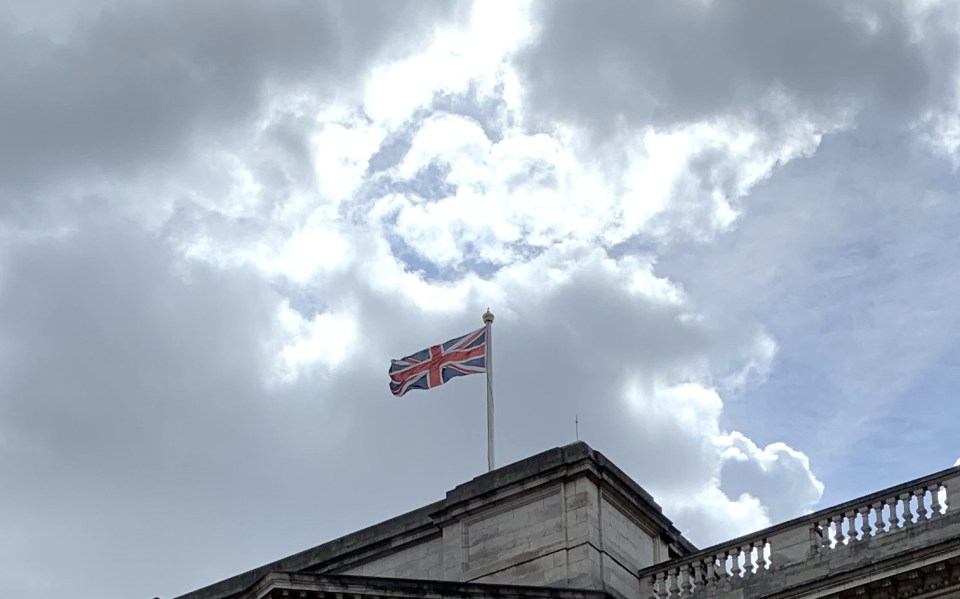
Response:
[238,572,612,599]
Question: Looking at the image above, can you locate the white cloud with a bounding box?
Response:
[363,1,533,128]
[620,380,822,545]
[271,301,359,383]
[670,487,772,545]
[721,333,779,393]
[718,432,824,520]
[312,119,387,206]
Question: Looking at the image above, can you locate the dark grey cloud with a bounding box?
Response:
[517,0,958,135]
[0,212,445,598]
[0,223,272,467]
[0,0,465,194]
[0,216,285,597]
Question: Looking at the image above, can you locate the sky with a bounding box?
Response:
[1,1,960,597]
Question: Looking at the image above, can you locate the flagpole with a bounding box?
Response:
[483,309,495,472]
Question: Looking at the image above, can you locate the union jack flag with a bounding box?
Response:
[389,327,487,397]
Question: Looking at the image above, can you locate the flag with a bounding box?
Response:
[389,327,487,397]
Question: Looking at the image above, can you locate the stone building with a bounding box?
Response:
[174,442,960,599]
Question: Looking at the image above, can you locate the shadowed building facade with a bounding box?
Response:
[172,443,960,599]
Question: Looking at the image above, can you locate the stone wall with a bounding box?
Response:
[600,493,660,598]
[342,448,677,598]
[462,484,566,580]
[431,467,668,598]
[340,535,444,579]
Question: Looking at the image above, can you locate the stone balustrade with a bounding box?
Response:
[638,464,960,599]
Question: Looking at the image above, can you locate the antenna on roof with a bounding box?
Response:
[575,414,579,442]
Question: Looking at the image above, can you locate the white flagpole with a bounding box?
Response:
[483,309,495,472]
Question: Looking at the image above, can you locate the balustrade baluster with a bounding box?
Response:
[833,515,845,545]
[846,511,858,541]
[930,483,942,517]
[872,502,885,534]
[915,488,928,521]
[704,559,717,589]
[668,568,680,598]
[679,565,693,596]
[705,557,717,585]
[818,519,832,549]
[730,547,742,577]
[900,493,914,526]
[742,543,754,575]
[695,561,707,591]
[689,562,701,593]
[655,572,668,599]
[858,505,871,538]
[755,540,767,571]
[887,496,900,529]
[717,552,730,578]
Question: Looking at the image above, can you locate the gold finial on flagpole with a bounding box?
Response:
[482,308,494,324]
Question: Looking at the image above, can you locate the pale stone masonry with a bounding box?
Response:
[172,442,960,599]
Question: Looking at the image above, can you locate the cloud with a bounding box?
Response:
[516,0,958,136]
[0,205,821,597]
[658,130,960,500]
[0,2,910,598]
[718,432,824,523]
[0,0,466,194]
[483,248,822,545]
[0,215,291,598]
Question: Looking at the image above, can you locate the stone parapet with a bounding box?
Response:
[638,465,960,599]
